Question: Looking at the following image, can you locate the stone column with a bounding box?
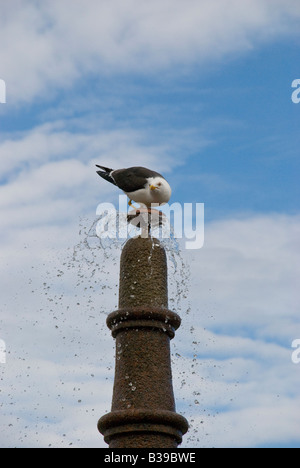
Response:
[98,237,188,448]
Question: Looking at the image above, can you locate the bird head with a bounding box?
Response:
[148,177,172,204]
[150,182,162,191]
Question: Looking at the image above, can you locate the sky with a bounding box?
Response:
[0,0,300,448]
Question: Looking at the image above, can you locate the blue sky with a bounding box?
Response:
[1,38,299,219]
[0,0,300,448]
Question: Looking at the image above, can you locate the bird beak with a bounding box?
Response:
[150,185,158,191]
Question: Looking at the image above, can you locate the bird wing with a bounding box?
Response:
[112,167,164,193]
[96,165,117,186]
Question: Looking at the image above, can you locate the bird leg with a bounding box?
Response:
[128,200,143,210]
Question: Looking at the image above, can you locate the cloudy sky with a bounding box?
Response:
[0,0,300,448]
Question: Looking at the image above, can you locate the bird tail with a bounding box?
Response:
[95,165,117,186]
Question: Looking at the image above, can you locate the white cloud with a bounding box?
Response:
[0,119,178,176]
[170,214,300,447]
[1,0,299,449]
[0,209,299,447]
[186,215,300,340]
[0,119,183,236]
[0,112,299,448]
[1,0,300,103]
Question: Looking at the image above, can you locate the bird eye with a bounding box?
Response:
[158,182,162,187]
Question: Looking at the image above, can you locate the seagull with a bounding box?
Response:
[96,165,172,207]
